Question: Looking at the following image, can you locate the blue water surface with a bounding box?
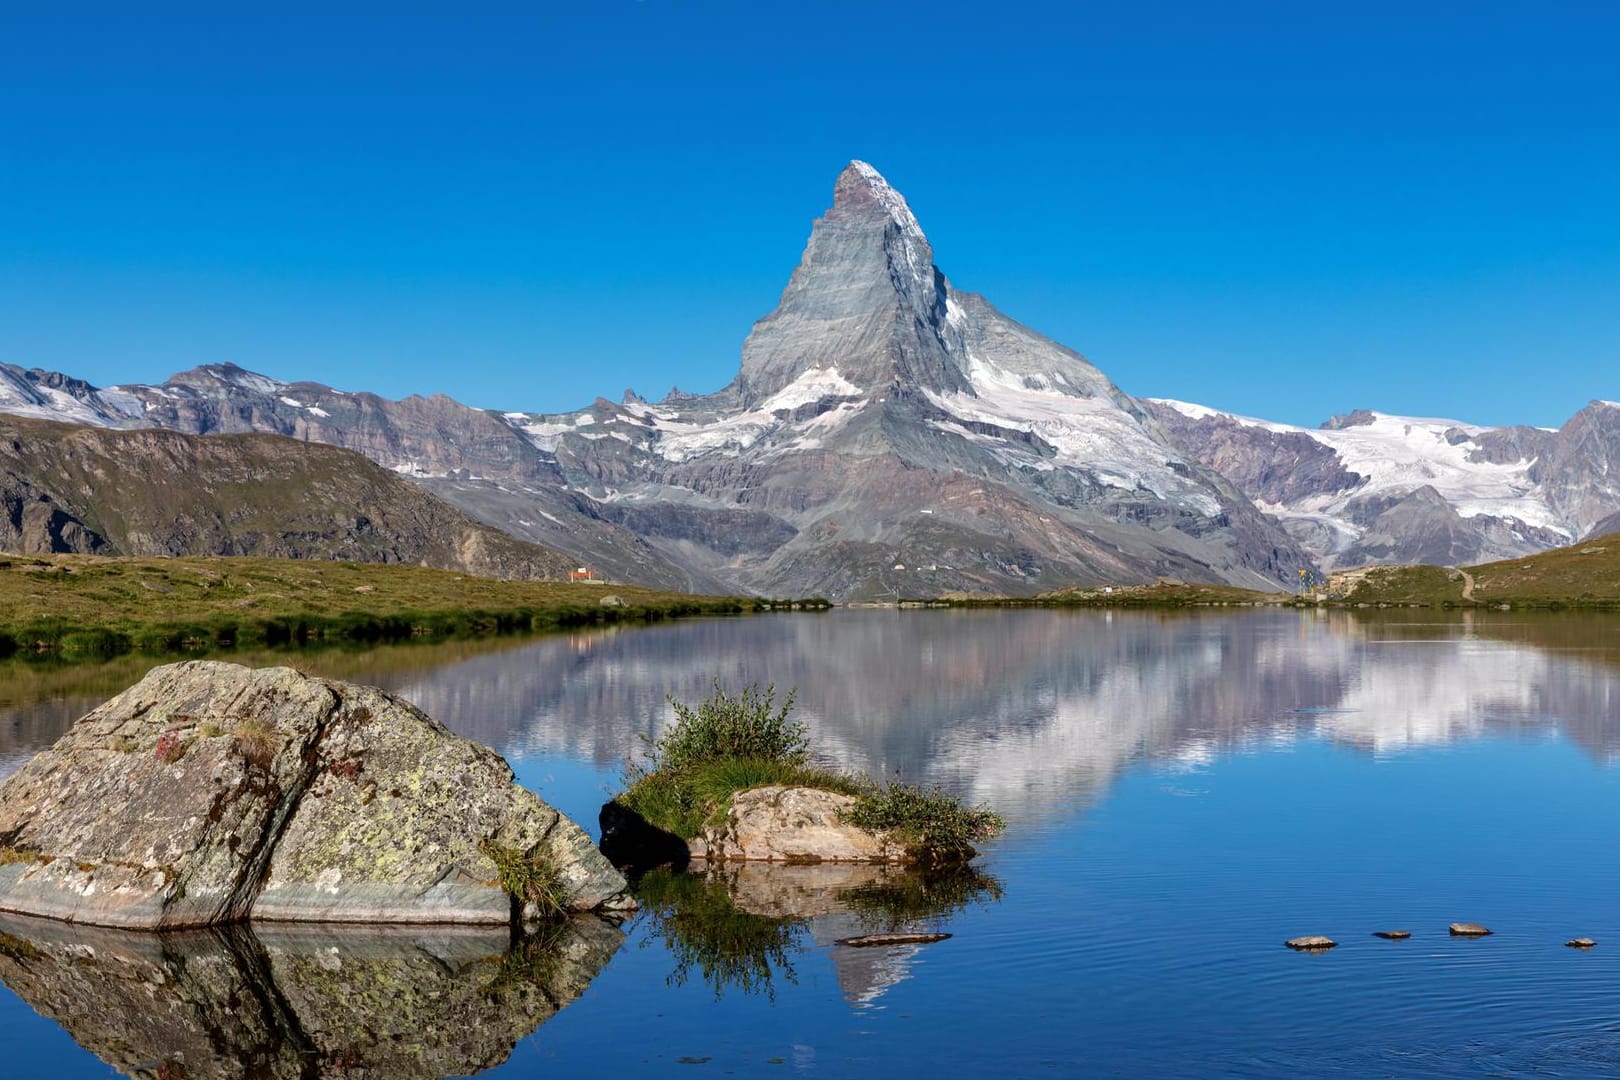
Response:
[3,609,1619,1078]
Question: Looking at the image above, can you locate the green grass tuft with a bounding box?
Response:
[482,841,569,919]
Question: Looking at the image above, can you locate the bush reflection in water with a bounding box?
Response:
[633,861,1003,1001]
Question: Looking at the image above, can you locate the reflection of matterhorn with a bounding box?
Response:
[814,915,934,1007]
[384,609,1620,829]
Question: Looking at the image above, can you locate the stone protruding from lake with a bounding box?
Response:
[1449,922,1493,937]
[0,661,629,928]
[1374,930,1412,940]
[1284,936,1336,951]
[688,786,906,864]
[1566,937,1597,949]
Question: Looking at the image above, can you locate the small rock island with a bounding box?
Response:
[0,660,630,928]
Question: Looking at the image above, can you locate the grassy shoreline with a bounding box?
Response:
[922,531,1620,612]
[0,554,829,662]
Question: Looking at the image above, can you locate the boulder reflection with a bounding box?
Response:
[0,913,623,1078]
[634,862,1001,1004]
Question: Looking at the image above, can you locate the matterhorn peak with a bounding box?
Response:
[833,160,926,240]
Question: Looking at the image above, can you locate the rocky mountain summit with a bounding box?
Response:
[499,161,1314,597]
[2,163,1616,590]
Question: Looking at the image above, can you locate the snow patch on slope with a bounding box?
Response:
[930,357,1221,515]
[1154,400,1565,535]
[511,366,867,463]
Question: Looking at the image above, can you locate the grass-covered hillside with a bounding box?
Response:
[1332,531,1620,608]
[0,415,575,580]
[0,554,793,659]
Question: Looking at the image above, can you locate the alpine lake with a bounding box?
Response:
[2,607,1619,1078]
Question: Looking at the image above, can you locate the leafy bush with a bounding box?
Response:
[845,782,1006,862]
[649,681,807,774]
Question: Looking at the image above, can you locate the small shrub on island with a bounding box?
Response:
[612,682,1004,863]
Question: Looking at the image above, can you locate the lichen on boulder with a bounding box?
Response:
[0,660,629,929]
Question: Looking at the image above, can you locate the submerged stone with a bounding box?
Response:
[1285,935,1337,950]
[837,932,952,947]
[1449,922,1493,937]
[0,660,629,928]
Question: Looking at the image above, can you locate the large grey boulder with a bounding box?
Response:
[0,660,629,928]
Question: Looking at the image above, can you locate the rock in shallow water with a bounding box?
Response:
[1285,935,1336,950]
[1449,922,1493,937]
[0,660,629,928]
[691,786,910,864]
[1566,937,1597,948]
[1374,930,1412,940]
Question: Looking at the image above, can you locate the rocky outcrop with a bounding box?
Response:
[0,911,622,1079]
[0,661,628,928]
[689,786,907,864]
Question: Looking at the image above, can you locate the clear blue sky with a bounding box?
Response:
[2,2,1616,428]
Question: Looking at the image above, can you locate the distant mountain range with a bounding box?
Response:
[2,161,1615,596]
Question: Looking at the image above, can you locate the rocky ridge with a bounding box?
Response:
[0,414,580,580]
[1146,399,1620,570]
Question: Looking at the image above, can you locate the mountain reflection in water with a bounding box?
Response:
[379,610,1620,820]
[0,913,622,1079]
[4,611,1619,819]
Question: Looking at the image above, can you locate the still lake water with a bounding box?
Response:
[3,608,1620,1077]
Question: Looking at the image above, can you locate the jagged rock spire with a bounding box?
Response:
[734,161,965,407]
[833,161,927,242]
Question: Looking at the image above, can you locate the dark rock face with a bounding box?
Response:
[0,415,576,579]
[0,661,628,928]
[1530,402,1620,538]
[0,912,622,1079]
[1144,401,1365,506]
[1321,410,1378,430]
